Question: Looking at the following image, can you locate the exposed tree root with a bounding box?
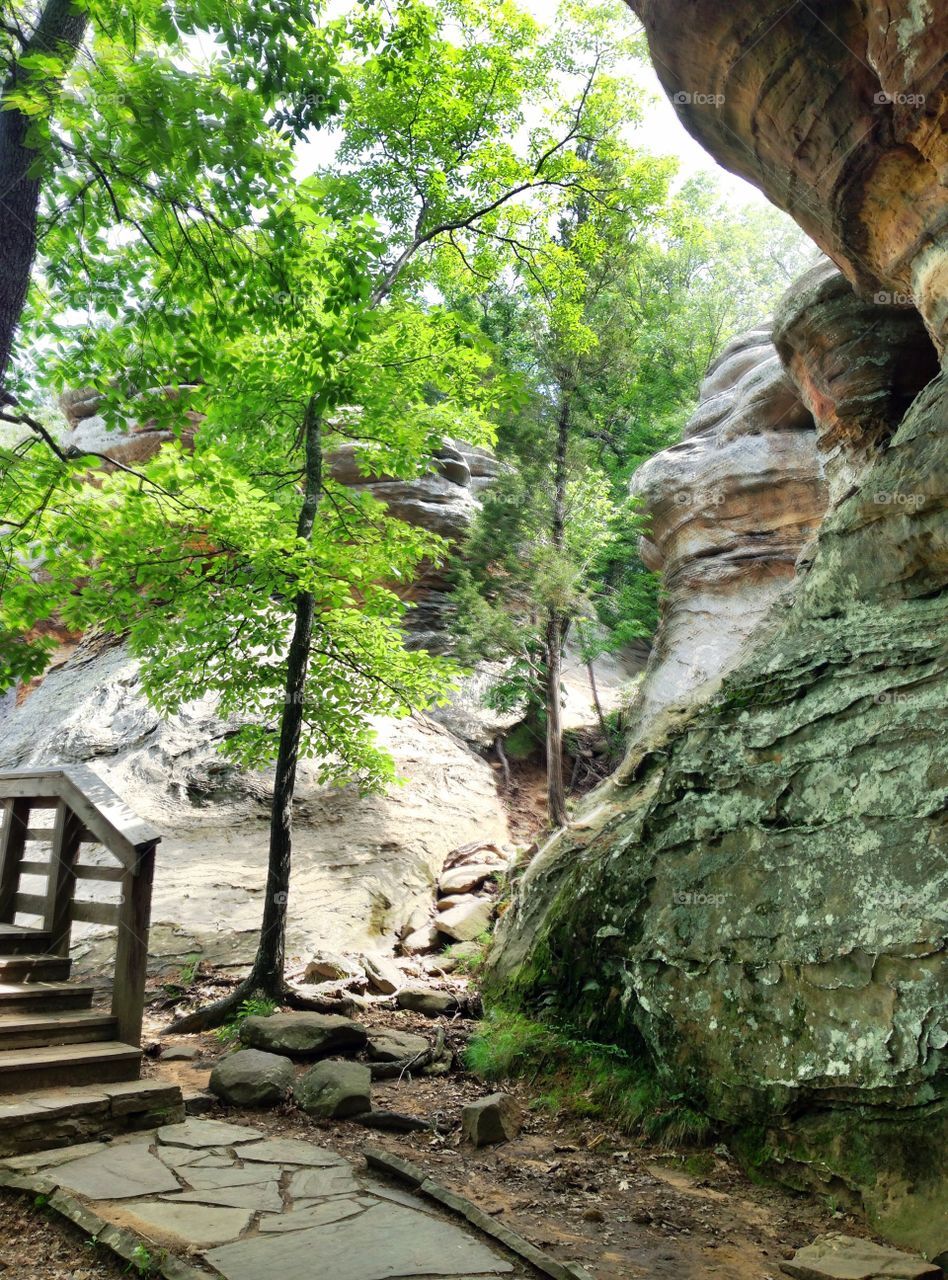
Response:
[161,971,350,1034]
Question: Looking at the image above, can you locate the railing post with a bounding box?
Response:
[0,799,28,924]
[43,802,84,956]
[111,839,157,1047]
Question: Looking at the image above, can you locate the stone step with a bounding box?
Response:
[0,1010,117,1050]
[0,925,53,956]
[0,1079,184,1157]
[0,982,95,1014]
[0,1041,141,1092]
[0,955,71,984]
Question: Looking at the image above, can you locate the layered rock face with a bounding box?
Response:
[0,637,509,969]
[629,326,825,727]
[490,2,948,1255]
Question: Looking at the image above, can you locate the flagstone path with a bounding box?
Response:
[4,1118,519,1280]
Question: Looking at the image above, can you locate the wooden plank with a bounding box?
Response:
[111,840,157,1047]
[0,982,94,1012]
[0,777,62,800]
[12,893,45,917]
[44,802,84,955]
[0,768,161,869]
[72,865,124,883]
[0,799,29,922]
[61,765,161,863]
[0,1040,141,1091]
[70,900,119,926]
[18,862,51,878]
[23,828,55,842]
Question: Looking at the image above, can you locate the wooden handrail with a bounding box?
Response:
[0,767,159,1048]
[0,765,160,870]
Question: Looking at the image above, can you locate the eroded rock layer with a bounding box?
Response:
[629,327,825,726]
[491,1,948,1255]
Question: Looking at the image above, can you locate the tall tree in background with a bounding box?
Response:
[446,32,813,827]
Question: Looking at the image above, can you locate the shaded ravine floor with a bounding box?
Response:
[2,1118,529,1280]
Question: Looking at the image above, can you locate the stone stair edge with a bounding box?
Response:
[363,1143,594,1280]
[0,1164,207,1280]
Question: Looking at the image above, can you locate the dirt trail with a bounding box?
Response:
[143,1002,867,1280]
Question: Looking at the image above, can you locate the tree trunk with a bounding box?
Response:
[0,0,88,392]
[165,397,324,1031]
[545,387,571,828]
[586,656,607,735]
[250,396,322,994]
[545,609,568,828]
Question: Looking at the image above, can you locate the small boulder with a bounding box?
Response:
[461,1092,521,1146]
[443,841,509,871]
[360,953,404,995]
[446,940,485,966]
[436,892,480,913]
[436,897,494,942]
[396,986,459,1017]
[239,1011,367,1058]
[209,1049,294,1107]
[438,864,499,895]
[780,1234,942,1280]
[296,1059,372,1119]
[366,1030,430,1063]
[351,1110,430,1133]
[400,923,440,954]
[303,951,361,982]
[161,1042,200,1062]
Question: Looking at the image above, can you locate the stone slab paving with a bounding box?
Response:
[10,1118,516,1280]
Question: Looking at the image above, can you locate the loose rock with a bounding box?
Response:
[209,1049,295,1107]
[436,892,481,913]
[396,986,459,1017]
[438,864,499,895]
[360,953,404,995]
[366,1030,430,1063]
[303,951,362,982]
[436,897,494,942]
[445,940,485,966]
[161,1042,200,1062]
[400,923,440,954]
[296,1059,372,1118]
[239,1011,367,1057]
[461,1093,521,1146]
[351,1110,431,1133]
[780,1234,942,1280]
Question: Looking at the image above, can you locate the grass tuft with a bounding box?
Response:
[465,1008,712,1145]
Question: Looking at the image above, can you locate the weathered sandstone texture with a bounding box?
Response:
[490,0,948,1255]
[629,326,825,727]
[773,260,941,508]
[0,636,510,969]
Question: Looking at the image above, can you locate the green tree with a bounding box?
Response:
[1,0,651,1023]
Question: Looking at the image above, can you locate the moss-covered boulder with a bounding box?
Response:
[488,372,948,1256]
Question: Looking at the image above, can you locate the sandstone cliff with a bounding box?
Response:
[628,325,825,728]
[489,0,948,1256]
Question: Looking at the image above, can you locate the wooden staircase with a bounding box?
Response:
[0,767,160,1096]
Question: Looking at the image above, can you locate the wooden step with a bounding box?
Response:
[0,925,53,956]
[0,1041,141,1092]
[0,1010,117,1050]
[0,955,71,984]
[0,982,94,1014]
